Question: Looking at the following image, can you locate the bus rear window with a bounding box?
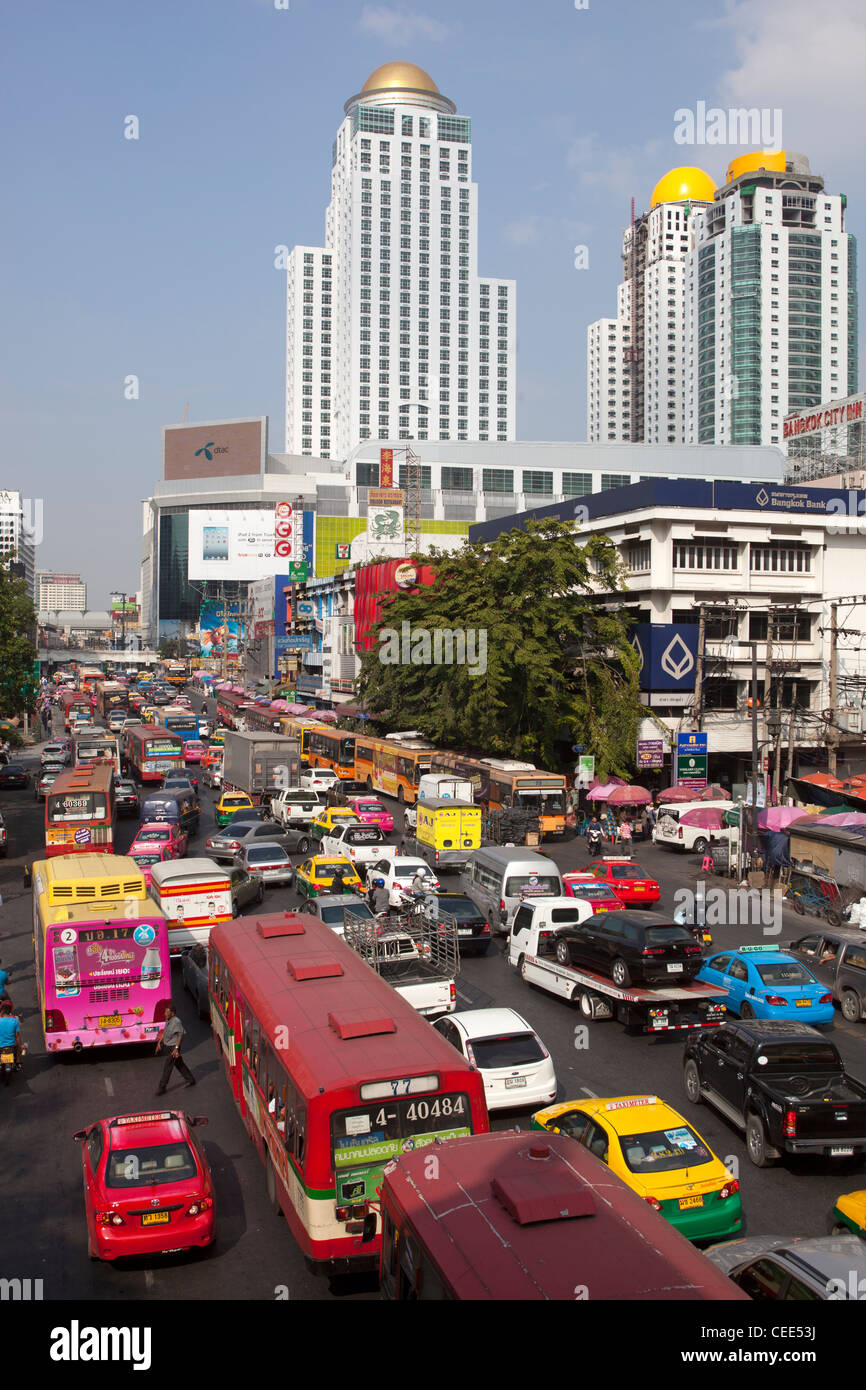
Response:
[504,875,559,897]
[48,793,106,822]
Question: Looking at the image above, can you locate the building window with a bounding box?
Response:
[624,541,651,573]
[750,544,812,574]
[673,540,739,571]
[748,611,811,642]
[522,471,553,496]
[441,467,473,491]
[562,473,592,497]
[482,469,514,494]
[600,473,630,490]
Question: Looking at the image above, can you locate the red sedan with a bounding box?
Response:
[74,1109,215,1261]
[589,858,660,906]
[561,872,623,913]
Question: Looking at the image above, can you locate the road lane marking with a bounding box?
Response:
[580,1086,597,1098]
[104,1077,114,1096]
[144,1269,154,1289]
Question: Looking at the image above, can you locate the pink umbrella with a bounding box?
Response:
[758,806,810,831]
[607,785,652,806]
[700,785,730,802]
[818,812,866,827]
[680,807,727,830]
[586,782,617,801]
[658,787,697,803]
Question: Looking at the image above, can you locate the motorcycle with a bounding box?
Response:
[0,1041,23,1086]
[586,829,603,859]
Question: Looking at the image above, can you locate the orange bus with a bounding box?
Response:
[278,717,322,765]
[429,752,568,838]
[354,734,434,804]
[44,763,116,857]
[379,1130,749,1301]
[306,726,359,787]
[208,911,490,1275]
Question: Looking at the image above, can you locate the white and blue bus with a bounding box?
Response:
[161,706,200,744]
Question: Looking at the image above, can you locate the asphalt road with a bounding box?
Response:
[3,690,865,1301]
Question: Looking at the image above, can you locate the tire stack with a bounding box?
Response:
[483,809,541,845]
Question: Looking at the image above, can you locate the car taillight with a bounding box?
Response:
[500,899,505,914]
[643,1196,662,1212]
[719,1179,739,1200]
[186,1197,213,1216]
[764,995,788,1006]
[95,1211,125,1226]
[481,922,490,935]
[685,946,702,955]
[677,827,683,839]
[784,1110,797,1137]
[465,1042,477,1066]
[449,982,456,1002]
[642,947,665,956]
[535,1034,550,1059]
[820,993,833,1004]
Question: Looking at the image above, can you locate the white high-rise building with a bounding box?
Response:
[285,62,516,459]
[0,489,36,599]
[38,572,87,610]
[587,167,716,444]
[685,152,858,448]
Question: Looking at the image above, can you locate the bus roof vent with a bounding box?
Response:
[256,914,306,940]
[328,1010,396,1040]
[287,954,344,981]
[479,759,536,772]
[491,1160,596,1226]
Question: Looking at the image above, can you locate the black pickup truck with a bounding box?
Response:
[683,1020,866,1167]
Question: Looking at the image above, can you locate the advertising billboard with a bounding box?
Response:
[199,600,242,657]
[163,418,266,482]
[188,510,281,582]
[631,624,700,693]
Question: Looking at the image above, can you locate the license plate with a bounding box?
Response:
[504,1076,527,1089]
[667,963,684,974]
[141,1211,171,1226]
[795,998,811,1007]
[830,1147,854,1157]
[633,886,646,891]
[458,928,473,936]
[678,1195,704,1210]
[98,1014,122,1028]
[0,1051,14,1064]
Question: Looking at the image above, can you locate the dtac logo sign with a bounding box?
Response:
[632,625,699,691]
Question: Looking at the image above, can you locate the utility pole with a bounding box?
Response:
[785,683,797,788]
[827,601,839,775]
[749,642,760,873]
[693,604,706,731]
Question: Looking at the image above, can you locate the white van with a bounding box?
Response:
[462,847,564,934]
[148,858,233,956]
[652,800,734,855]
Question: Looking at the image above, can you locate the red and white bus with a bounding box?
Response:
[45,763,116,857]
[73,729,121,774]
[122,725,185,782]
[59,689,93,730]
[208,911,490,1274]
[216,688,254,729]
[378,1130,749,1301]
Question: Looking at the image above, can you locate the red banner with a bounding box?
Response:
[380,448,394,487]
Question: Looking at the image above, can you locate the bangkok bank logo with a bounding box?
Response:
[755,488,770,508]
[630,634,645,671]
[660,634,695,682]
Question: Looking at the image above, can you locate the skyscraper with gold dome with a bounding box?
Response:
[587,166,716,446]
[284,62,516,459]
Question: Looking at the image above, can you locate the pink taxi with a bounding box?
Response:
[128,822,188,884]
[346,796,395,834]
[183,740,207,764]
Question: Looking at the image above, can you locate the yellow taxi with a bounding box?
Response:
[532,1094,742,1244]
[832,1190,866,1236]
[215,791,254,827]
[296,855,362,899]
[310,807,362,845]
[141,705,160,724]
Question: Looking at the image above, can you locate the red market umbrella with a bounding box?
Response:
[586,782,617,801]
[700,785,730,802]
[680,807,727,830]
[658,787,696,803]
[607,785,652,806]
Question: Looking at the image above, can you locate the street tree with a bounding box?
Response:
[0,555,39,720]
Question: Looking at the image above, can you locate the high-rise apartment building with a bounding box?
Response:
[38,571,87,611]
[587,168,716,444]
[686,152,858,448]
[0,489,36,598]
[285,62,516,458]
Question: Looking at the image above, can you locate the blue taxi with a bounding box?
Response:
[696,945,834,1025]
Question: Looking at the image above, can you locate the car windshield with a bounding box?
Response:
[754,962,815,985]
[644,926,694,946]
[618,1125,714,1174]
[131,853,160,866]
[105,1140,197,1187]
[247,846,289,864]
[224,797,250,807]
[609,864,651,881]
[117,783,136,794]
[471,1032,545,1068]
[136,829,170,842]
[357,801,387,814]
[322,903,373,925]
[436,897,479,918]
[514,789,566,812]
[571,885,619,900]
[396,862,432,877]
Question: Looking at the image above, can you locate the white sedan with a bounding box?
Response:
[433,1008,558,1112]
[301,767,341,793]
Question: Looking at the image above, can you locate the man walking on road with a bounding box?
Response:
[154,1005,196,1094]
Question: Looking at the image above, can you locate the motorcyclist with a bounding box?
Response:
[371,878,391,915]
[410,869,427,898]
[0,1001,22,1069]
[586,815,603,857]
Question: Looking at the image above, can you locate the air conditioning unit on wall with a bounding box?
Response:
[837,708,863,734]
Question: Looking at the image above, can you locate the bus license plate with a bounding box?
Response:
[505,1076,527,1088]
[830,1147,854,1157]
[667,963,684,973]
[98,1014,122,1028]
[141,1211,171,1226]
[678,1195,704,1209]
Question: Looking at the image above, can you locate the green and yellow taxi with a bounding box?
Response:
[215,791,254,826]
[296,854,362,899]
[832,1190,866,1236]
[532,1094,742,1244]
[310,806,362,844]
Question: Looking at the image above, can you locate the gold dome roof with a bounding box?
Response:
[650,166,716,209]
[361,62,439,95]
[726,150,786,184]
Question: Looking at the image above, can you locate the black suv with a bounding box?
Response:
[552,909,702,987]
[421,891,492,957]
[114,779,140,817]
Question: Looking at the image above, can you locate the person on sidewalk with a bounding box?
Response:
[154,1005,196,1094]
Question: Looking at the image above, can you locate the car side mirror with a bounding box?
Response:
[73,1130,86,1142]
[190,1116,209,1127]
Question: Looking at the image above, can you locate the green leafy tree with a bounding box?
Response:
[357,520,643,778]
[0,556,39,719]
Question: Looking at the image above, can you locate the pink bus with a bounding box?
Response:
[31,855,171,1052]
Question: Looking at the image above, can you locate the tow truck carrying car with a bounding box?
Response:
[683,1019,866,1167]
[509,913,728,1035]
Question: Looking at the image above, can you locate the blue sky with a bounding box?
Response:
[3,0,863,606]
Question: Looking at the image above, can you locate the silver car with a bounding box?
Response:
[237,843,294,887]
[205,820,304,862]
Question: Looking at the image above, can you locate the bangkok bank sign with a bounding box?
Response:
[783,395,863,440]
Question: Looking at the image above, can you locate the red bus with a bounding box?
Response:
[208,911,490,1274]
[306,726,359,786]
[73,729,121,774]
[216,689,254,729]
[354,734,433,804]
[245,703,285,734]
[59,689,93,730]
[379,1130,749,1301]
[45,763,116,857]
[95,680,129,718]
[122,725,185,782]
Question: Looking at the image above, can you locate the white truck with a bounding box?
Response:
[652,800,734,855]
[343,906,458,1017]
[320,820,398,868]
[270,787,324,829]
[403,773,474,831]
[508,916,728,1035]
